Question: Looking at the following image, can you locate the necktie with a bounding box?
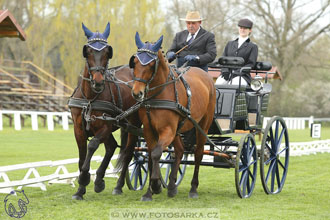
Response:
[187,34,194,45]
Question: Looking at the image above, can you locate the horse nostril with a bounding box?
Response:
[132,90,144,101]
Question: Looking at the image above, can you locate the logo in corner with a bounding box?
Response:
[4,190,30,218]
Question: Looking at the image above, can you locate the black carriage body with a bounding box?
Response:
[208,84,270,135]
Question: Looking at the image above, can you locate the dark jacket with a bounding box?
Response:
[167,27,217,72]
[222,38,258,83]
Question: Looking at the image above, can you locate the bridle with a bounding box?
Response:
[132,48,160,98]
[81,44,109,94]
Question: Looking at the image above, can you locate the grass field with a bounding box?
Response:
[0,127,330,220]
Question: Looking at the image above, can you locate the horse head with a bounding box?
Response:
[130,32,163,101]
[82,22,113,93]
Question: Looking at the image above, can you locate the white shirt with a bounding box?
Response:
[186,27,201,42]
[238,36,249,48]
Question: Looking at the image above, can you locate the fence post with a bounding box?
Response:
[31,113,38,130]
[14,112,21,130]
[62,113,69,130]
[47,113,54,131]
[309,116,314,129]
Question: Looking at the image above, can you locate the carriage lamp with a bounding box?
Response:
[251,75,263,91]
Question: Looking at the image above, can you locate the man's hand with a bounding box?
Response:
[166,51,176,63]
[184,55,199,62]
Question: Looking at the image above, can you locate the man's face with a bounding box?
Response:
[186,21,201,34]
[238,26,252,38]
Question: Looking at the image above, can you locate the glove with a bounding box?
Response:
[184,55,199,62]
[166,51,176,63]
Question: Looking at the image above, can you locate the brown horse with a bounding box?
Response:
[69,23,140,200]
[129,32,216,201]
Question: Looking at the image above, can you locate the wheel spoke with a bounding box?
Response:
[276,127,285,151]
[141,164,148,173]
[276,163,281,189]
[134,166,140,189]
[277,146,289,156]
[265,159,276,184]
[130,164,138,180]
[265,140,276,156]
[248,145,255,159]
[248,169,255,180]
[239,165,248,173]
[139,168,145,187]
[246,139,250,163]
[277,158,286,170]
[271,160,277,192]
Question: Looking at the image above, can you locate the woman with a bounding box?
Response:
[215,18,258,85]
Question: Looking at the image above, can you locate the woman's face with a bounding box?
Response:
[238,26,252,38]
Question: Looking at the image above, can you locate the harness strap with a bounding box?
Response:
[141,100,190,117]
[68,97,123,115]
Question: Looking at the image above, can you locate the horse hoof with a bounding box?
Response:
[167,187,178,198]
[94,180,105,193]
[112,188,123,195]
[188,192,198,199]
[141,196,152,202]
[72,194,83,200]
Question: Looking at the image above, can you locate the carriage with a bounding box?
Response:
[69,25,289,200]
[124,56,290,198]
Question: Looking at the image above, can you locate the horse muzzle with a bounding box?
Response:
[131,89,144,102]
[91,80,105,93]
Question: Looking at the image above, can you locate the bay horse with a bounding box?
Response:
[68,23,140,200]
[128,32,216,201]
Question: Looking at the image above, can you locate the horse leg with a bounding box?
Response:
[72,128,88,200]
[94,134,118,193]
[78,136,101,189]
[141,128,174,201]
[112,133,137,195]
[140,150,154,201]
[167,135,184,198]
[189,131,205,199]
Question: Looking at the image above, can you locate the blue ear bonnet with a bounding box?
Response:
[135,32,163,65]
[82,22,110,51]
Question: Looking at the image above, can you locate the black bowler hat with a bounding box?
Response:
[238,18,253,29]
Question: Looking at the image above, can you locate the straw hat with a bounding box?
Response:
[180,11,205,22]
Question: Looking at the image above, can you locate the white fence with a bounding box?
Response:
[263,116,314,130]
[0,110,326,131]
[0,155,118,194]
[0,110,71,131]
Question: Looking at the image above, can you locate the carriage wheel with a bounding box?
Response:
[125,151,148,191]
[235,133,258,198]
[260,116,289,194]
[159,147,188,188]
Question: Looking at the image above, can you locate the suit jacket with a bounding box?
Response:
[222,38,258,83]
[167,27,217,72]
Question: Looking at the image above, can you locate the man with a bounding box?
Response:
[215,18,258,85]
[166,11,217,72]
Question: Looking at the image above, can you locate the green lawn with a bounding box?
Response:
[0,128,330,220]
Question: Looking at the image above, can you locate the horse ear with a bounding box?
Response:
[107,45,113,59]
[82,23,93,38]
[152,35,163,52]
[83,45,88,58]
[135,32,144,49]
[129,55,135,69]
[103,22,110,39]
